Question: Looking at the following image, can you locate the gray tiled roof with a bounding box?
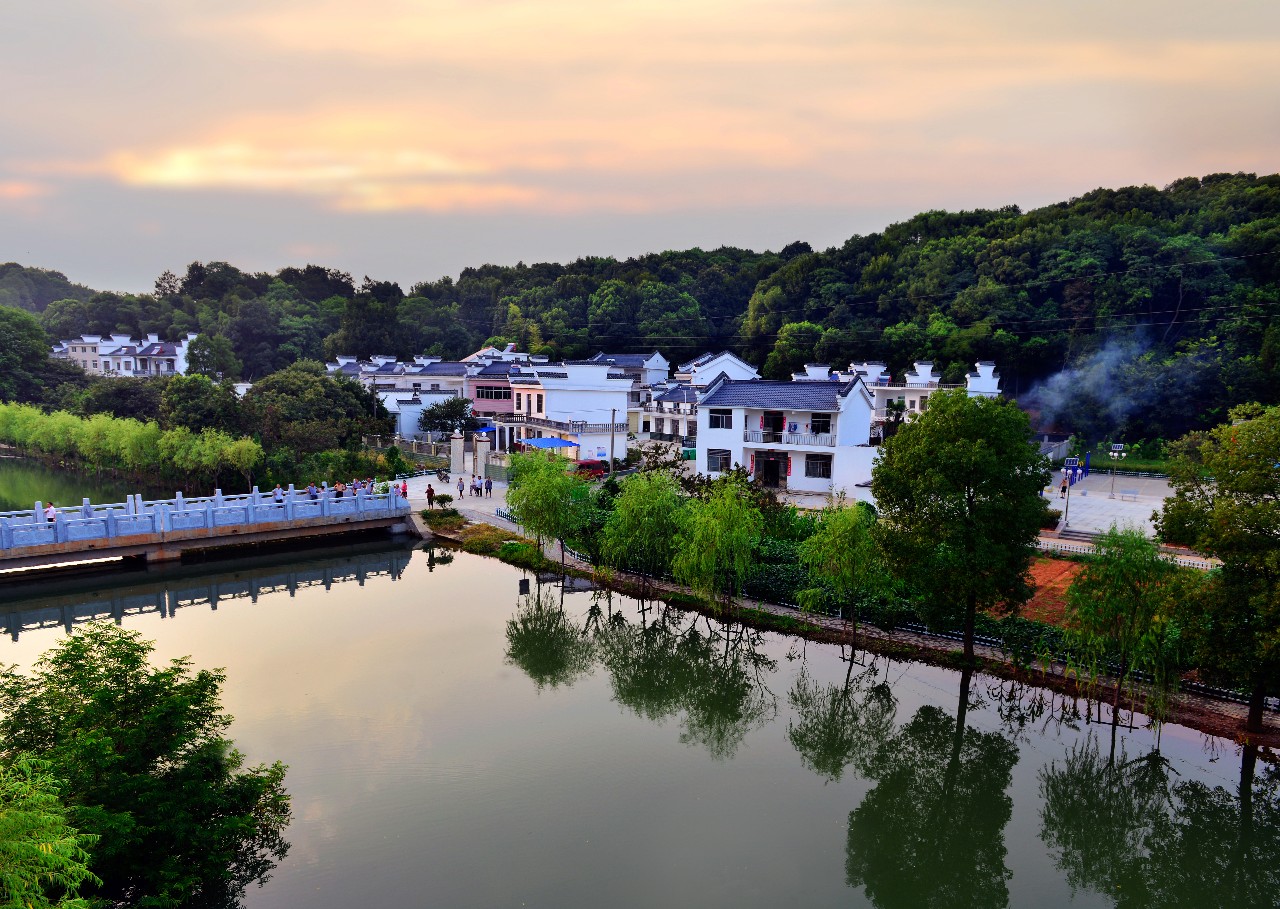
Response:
[417,362,467,375]
[656,384,698,404]
[700,379,855,410]
[588,352,655,367]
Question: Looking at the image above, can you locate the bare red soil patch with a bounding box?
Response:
[1021,557,1083,627]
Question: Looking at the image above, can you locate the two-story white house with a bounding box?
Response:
[836,360,1001,439]
[695,376,877,494]
[500,362,632,460]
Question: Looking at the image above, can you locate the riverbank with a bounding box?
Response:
[417,503,1279,753]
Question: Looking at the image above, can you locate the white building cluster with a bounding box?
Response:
[52,333,199,377]
[325,344,1003,489]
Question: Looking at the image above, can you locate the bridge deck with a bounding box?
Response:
[0,486,413,572]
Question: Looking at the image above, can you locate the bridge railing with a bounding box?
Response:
[0,485,411,553]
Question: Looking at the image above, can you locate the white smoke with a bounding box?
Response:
[1023,336,1154,432]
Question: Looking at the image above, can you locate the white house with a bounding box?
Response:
[586,351,670,387]
[695,376,877,495]
[674,350,760,386]
[832,360,1002,439]
[499,362,631,460]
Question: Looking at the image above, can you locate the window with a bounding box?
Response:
[805,453,833,479]
[431,383,440,391]
[709,409,733,429]
[811,413,831,435]
[707,449,731,472]
[919,394,929,412]
[516,392,522,410]
[536,394,543,412]
[475,386,513,400]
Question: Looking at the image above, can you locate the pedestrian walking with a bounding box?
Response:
[426,484,435,509]
[485,476,493,497]
[457,477,464,498]
[1059,477,1068,499]
[400,480,408,499]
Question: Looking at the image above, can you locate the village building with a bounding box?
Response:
[52,333,198,377]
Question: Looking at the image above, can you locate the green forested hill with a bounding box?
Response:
[13,172,1280,441]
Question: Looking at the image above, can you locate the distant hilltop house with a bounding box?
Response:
[696,359,1003,497]
[51,333,199,377]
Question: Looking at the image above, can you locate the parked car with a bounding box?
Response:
[573,459,609,479]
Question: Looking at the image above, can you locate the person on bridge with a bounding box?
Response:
[272,484,284,503]
[400,480,408,499]
[44,501,56,522]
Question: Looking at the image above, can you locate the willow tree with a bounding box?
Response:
[797,502,880,638]
[1158,402,1280,734]
[671,483,762,612]
[1064,526,1187,731]
[871,389,1050,663]
[600,471,686,588]
[506,449,591,567]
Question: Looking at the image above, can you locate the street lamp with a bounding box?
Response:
[1062,457,1079,528]
[1108,443,1127,499]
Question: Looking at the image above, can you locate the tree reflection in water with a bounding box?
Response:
[504,588,596,691]
[786,651,896,783]
[844,668,1020,909]
[595,605,776,760]
[1039,737,1280,908]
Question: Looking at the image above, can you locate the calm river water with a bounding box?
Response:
[0,471,1275,908]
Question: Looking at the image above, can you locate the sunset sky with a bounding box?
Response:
[4,0,1278,292]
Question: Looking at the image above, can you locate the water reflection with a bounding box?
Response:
[505,592,778,759]
[845,668,1019,909]
[0,539,417,641]
[786,654,896,783]
[1039,737,1280,907]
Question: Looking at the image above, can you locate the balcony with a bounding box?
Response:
[743,430,835,447]
[641,402,696,415]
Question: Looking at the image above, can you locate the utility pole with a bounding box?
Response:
[608,408,617,476]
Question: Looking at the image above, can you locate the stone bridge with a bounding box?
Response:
[0,485,413,572]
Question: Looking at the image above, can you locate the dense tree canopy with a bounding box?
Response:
[0,624,291,908]
[12,172,1280,440]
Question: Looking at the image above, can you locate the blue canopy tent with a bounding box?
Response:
[521,438,579,449]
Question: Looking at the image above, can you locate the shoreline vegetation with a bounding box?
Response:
[424,512,1279,753]
[448,395,1280,747]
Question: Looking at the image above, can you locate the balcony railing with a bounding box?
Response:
[743,430,836,447]
[498,413,628,434]
[641,402,696,414]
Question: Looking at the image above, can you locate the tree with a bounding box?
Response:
[1064,526,1184,729]
[506,450,591,565]
[241,360,389,457]
[600,471,686,585]
[0,305,53,401]
[186,333,242,381]
[416,396,479,436]
[0,756,100,908]
[1157,402,1280,733]
[671,483,763,611]
[0,624,291,908]
[797,502,880,638]
[871,389,1050,663]
[160,373,243,434]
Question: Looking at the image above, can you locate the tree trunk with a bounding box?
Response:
[1233,744,1258,905]
[963,594,976,665]
[1246,677,1266,735]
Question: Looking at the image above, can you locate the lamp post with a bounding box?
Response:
[1062,457,1079,528]
[1108,443,1127,498]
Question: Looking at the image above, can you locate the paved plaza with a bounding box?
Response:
[1048,470,1172,535]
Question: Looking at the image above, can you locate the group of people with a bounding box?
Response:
[460,474,493,498]
[291,479,406,501]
